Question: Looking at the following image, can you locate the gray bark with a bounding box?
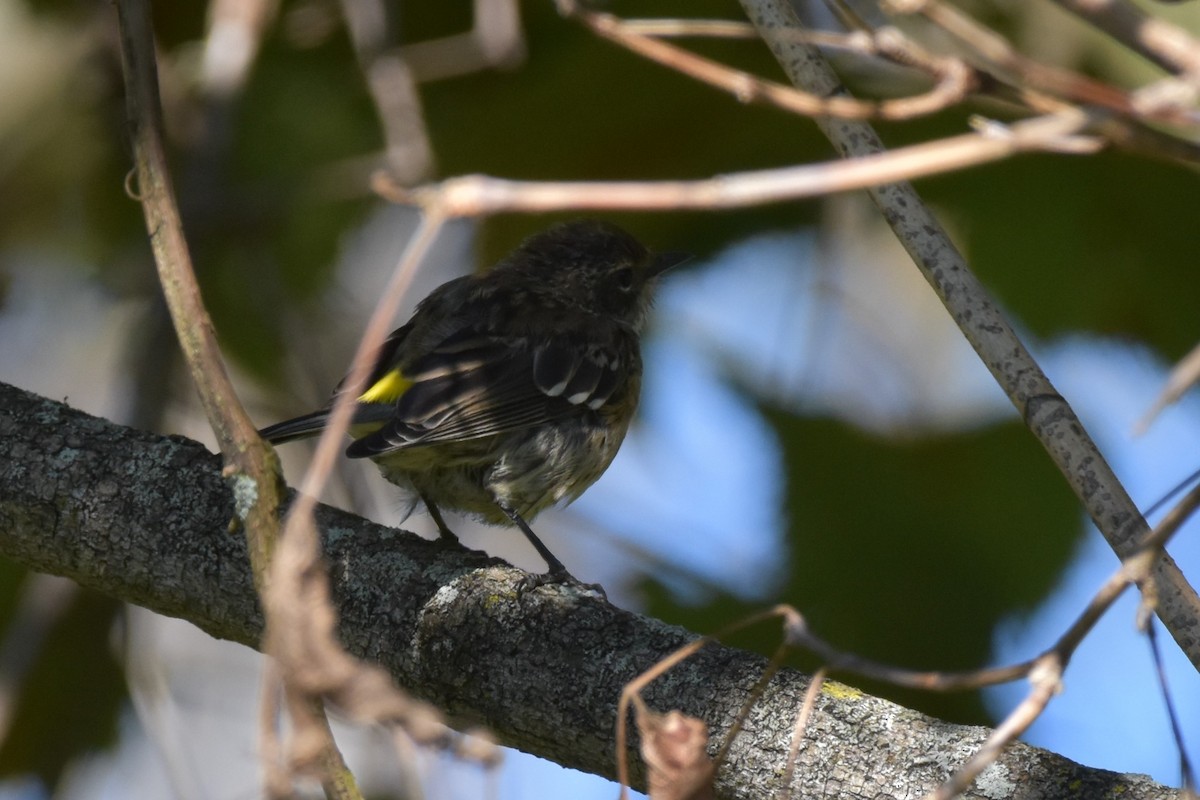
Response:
[0,381,1179,799]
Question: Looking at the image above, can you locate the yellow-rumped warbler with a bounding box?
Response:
[260,220,687,584]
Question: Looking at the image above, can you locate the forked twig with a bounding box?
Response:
[559,0,974,121]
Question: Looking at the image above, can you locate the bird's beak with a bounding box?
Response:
[650,251,692,277]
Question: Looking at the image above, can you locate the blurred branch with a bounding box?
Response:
[200,0,278,98]
[1045,0,1200,75]
[559,5,1200,165]
[375,109,1101,214]
[559,0,974,121]
[337,0,527,183]
[1137,340,1200,434]
[113,2,359,796]
[0,380,1180,800]
[892,0,1200,126]
[261,213,481,795]
[737,0,1200,675]
[338,0,436,184]
[893,0,1200,160]
[903,0,1136,114]
[400,0,525,82]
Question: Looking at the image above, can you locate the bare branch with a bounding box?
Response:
[1145,622,1198,793]
[114,2,363,794]
[114,0,281,587]
[738,0,1200,673]
[338,0,436,184]
[931,654,1064,800]
[898,0,1137,114]
[263,213,470,788]
[200,0,277,98]
[558,1,974,121]
[777,667,825,800]
[1046,0,1200,76]
[399,0,526,82]
[374,110,1100,216]
[1137,341,1200,434]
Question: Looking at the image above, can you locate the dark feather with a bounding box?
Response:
[259,409,331,444]
[346,334,628,458]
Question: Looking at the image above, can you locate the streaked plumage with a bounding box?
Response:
[260,220,686,581]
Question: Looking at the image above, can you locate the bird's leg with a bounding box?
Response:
[495,500,567,574]
[419,492,459,543]
[493,498,605,597]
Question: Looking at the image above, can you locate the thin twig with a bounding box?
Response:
[902,0,1133,112]
[784,613,1034,690]
[1145,622,1198,792]
[114,0,283,580]
[616,638,711,798]
[1136,341,1200,434]
[1046,0,1200,76]
[376,109,1100,215]
[788,457,1200,691]
[559,0,973,121]
[929,473,1200,796]
[713,640,790,767]
[907,0,1200,128]
[114,2,366,797]
[338,0,436,184]
[289,211,445,504]
[263,211,473,795]
[930,653,1063,800]
[777,668,826,800]
[616,607,788,797]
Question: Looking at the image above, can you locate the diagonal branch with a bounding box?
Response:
[738,0,1200,675]
[1046,0,1200,76]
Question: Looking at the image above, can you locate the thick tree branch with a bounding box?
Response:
[0,382,1178,800]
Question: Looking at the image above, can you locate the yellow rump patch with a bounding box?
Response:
[358,369,412,404]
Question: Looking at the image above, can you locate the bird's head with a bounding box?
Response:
[499,220,689,329]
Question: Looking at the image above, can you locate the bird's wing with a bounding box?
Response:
[346,328,630,458]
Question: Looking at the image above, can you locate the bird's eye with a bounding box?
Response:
[614,267,635,292]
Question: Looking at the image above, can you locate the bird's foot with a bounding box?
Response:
[519,568,607,600]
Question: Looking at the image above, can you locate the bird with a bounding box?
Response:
[259,219,687,585]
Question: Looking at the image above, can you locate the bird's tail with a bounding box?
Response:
[258,409,332,444]
[260,404,397,445]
